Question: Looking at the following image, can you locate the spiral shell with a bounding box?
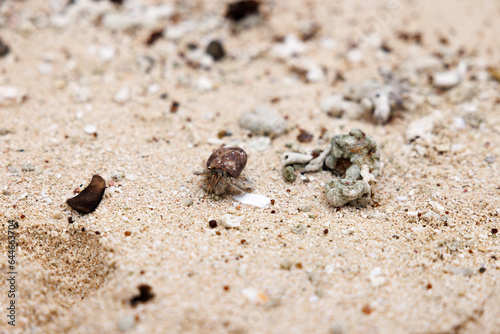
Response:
[207,147,247,178]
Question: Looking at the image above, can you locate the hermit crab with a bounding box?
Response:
[194,147,254,195]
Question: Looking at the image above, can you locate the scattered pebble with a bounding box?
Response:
[84,125,97,135]
[433,60,467,89]
[209,220,217,228]
[185,198,193,206]
[197,76,213,91]
[239,105,286,137]
[282,166,296,182]
[297,129,313,143]
[117,315,136,332]
[205,40,225,61]
[368,267,386,287]
[298,205,311,212]
[0,39,10,57]
[219,214,245,228]
[66,175,106,214]
[271,34,306,59]
[280,258,293,270]
[21,163,35,172]
[242,287,267,304]
[291,223,307,234]
[225,0,260,22]
[130,284,155,307]
[7,165,21,175]
[0,86,27,106]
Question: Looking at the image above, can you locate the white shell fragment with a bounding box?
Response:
[84,125,97,134]
[282,152,313,165]
[232,193,271,208]
[219,214,245,228]
[0,86,27,106]
[432,60,467,89]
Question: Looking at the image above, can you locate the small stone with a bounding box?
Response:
[205,40,225,61]
[280,258,293,270]
[271,34,306,59]
[219,214,245,228]
[21,163,35,172]
[197,76,213,91]
[111,172,124,181]
[7,165,20,174]
[225,0,260,22]
[209,220,217,228]
[185,198,193,206]
[485,156,495,164]
[0,86,27,106]
[297,129,313,143]
[117,315,135,332]
[291,223,307,234]
[239,105,286,137]
[282,166,297,182]
[0,39,10,57]
[84,125,97,135]
[66,175,106,214]
[298,205,311,212]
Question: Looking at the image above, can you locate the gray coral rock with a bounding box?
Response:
[324,129,380,207]
[329,128,380,178]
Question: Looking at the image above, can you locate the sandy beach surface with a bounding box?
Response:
[0,0,499,333]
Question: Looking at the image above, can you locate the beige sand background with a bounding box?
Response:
[0,0,499,333]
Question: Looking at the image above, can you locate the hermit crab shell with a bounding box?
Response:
[206,147,247,178]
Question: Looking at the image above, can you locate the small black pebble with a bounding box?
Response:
[66,175,106,214]
[130,284,155,307]
[479,267,486,274]
[160,93,168,99]
[206,40,225,61]
[145,29,163,46]
[209,220,217,228]
[492,228,498,234]
[224,0,260,22]
[392,235,400,239]
[323,229,329,235]
[68,217,74,224]
[0,39,10,58]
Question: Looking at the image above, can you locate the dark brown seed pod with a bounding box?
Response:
[206,147,247,178]
[66,175,106,214]
[195,147,253,195]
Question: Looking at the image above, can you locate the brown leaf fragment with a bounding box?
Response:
[67,175,106,214]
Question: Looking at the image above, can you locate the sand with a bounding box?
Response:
[0,0,499,333]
